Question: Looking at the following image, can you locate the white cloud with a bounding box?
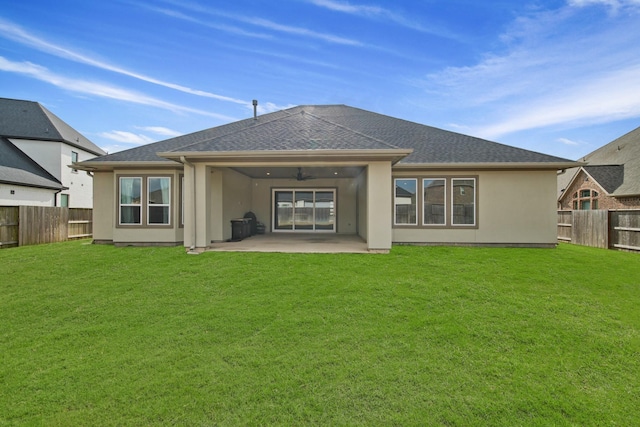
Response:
[558,137,580,146]
[136,126,183,137]
[99,131,155,145]
[255,102,296,115]
[308,0,385,16]
[229,15,362,46]
[568,0,640,11]
[0,18,249,106]
[475,64,640,138]
[306,0,460,39]
[144,6,273,40]
[0,56,237,121]
[158,0,363,46]
[417,3,640,139]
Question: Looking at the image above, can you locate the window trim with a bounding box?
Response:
[71,151,78,173]
[271,188,337,233]
[451,178,477,227]
[573,188,599,211]
[118,176,142,226]
[147,177,171,225]
[394,178,418,226]
[393,175,478,229]
[117,174,173,228]
[422,178,446,226]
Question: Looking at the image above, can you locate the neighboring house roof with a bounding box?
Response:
[80,105,576,170]
[0,97,106,156]
[583,165,624,194]
[0,137,65,190]
[559,125,640,198]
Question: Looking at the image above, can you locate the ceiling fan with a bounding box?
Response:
[294,167,314,181]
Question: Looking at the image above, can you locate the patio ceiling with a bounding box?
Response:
[230,166,365,179]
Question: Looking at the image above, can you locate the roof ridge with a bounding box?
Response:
[301,109,403,150]
[37,104,105,155]
[166,108,298,153]
[33,102,64,141]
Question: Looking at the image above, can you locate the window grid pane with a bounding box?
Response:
[147,177,171,225]
[119,177,142,225]
[452,178,475,225]
[395,179,417,225]
[423,179,445,225]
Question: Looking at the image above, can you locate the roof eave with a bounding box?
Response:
[394,161,584,170]
[159,149,413,164]
[0,179,67,191]
[73,160,180,172]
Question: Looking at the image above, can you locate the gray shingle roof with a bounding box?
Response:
[583,165,624,194]
[0,97,105,156]
[85,104,574,166]
[0,137,65,190]
[300,105,571,164]
[579,126,640,196]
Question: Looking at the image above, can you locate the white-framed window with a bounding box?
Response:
[394,178,417,225]
[119,177,142,225]
[423,178,446,225]
[71,151,79,173]
[147,177,171,225]
[118,176,172,226]
[452,178,476,226]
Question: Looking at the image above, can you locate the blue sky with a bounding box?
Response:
[1,0,639,159]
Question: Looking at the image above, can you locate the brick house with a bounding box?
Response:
[558,126,640,210]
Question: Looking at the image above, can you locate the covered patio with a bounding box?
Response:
[204,233,369,253]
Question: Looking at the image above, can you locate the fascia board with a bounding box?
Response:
[158,149,413,163]
[394,161,584,171]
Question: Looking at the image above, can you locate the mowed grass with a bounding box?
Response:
[1,241,639,426]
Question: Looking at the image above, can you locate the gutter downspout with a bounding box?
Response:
[180,156,197,253]
[53,188,63,207]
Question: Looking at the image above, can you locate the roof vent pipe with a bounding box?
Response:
[252,100,258,120]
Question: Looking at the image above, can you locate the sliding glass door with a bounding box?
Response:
[273,189,335,232]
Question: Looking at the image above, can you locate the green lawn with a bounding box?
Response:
[1,241,639,426]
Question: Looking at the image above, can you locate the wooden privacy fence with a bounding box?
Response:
[558,209,640,252]
[0,206,92,249]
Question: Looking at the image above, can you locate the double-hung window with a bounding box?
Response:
[394,178,417,225]
[423,178,446,225]
[118,176,171,226]
[148,177,171,224]
[120,177,142,225]
[452,178,476,225]
[399,176,477,228]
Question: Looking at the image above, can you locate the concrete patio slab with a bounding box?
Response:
[206,233,369,253]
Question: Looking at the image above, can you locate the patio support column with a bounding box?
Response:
[182,160,196,250]
[194,163,212,250]
[366,161,392,252]
[209,169,224,242]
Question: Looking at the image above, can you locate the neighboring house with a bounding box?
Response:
[0,97,106,207]
[76,105,577,252]
[558,126,640,210]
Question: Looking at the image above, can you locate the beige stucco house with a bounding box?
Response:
[76,105,577,252]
